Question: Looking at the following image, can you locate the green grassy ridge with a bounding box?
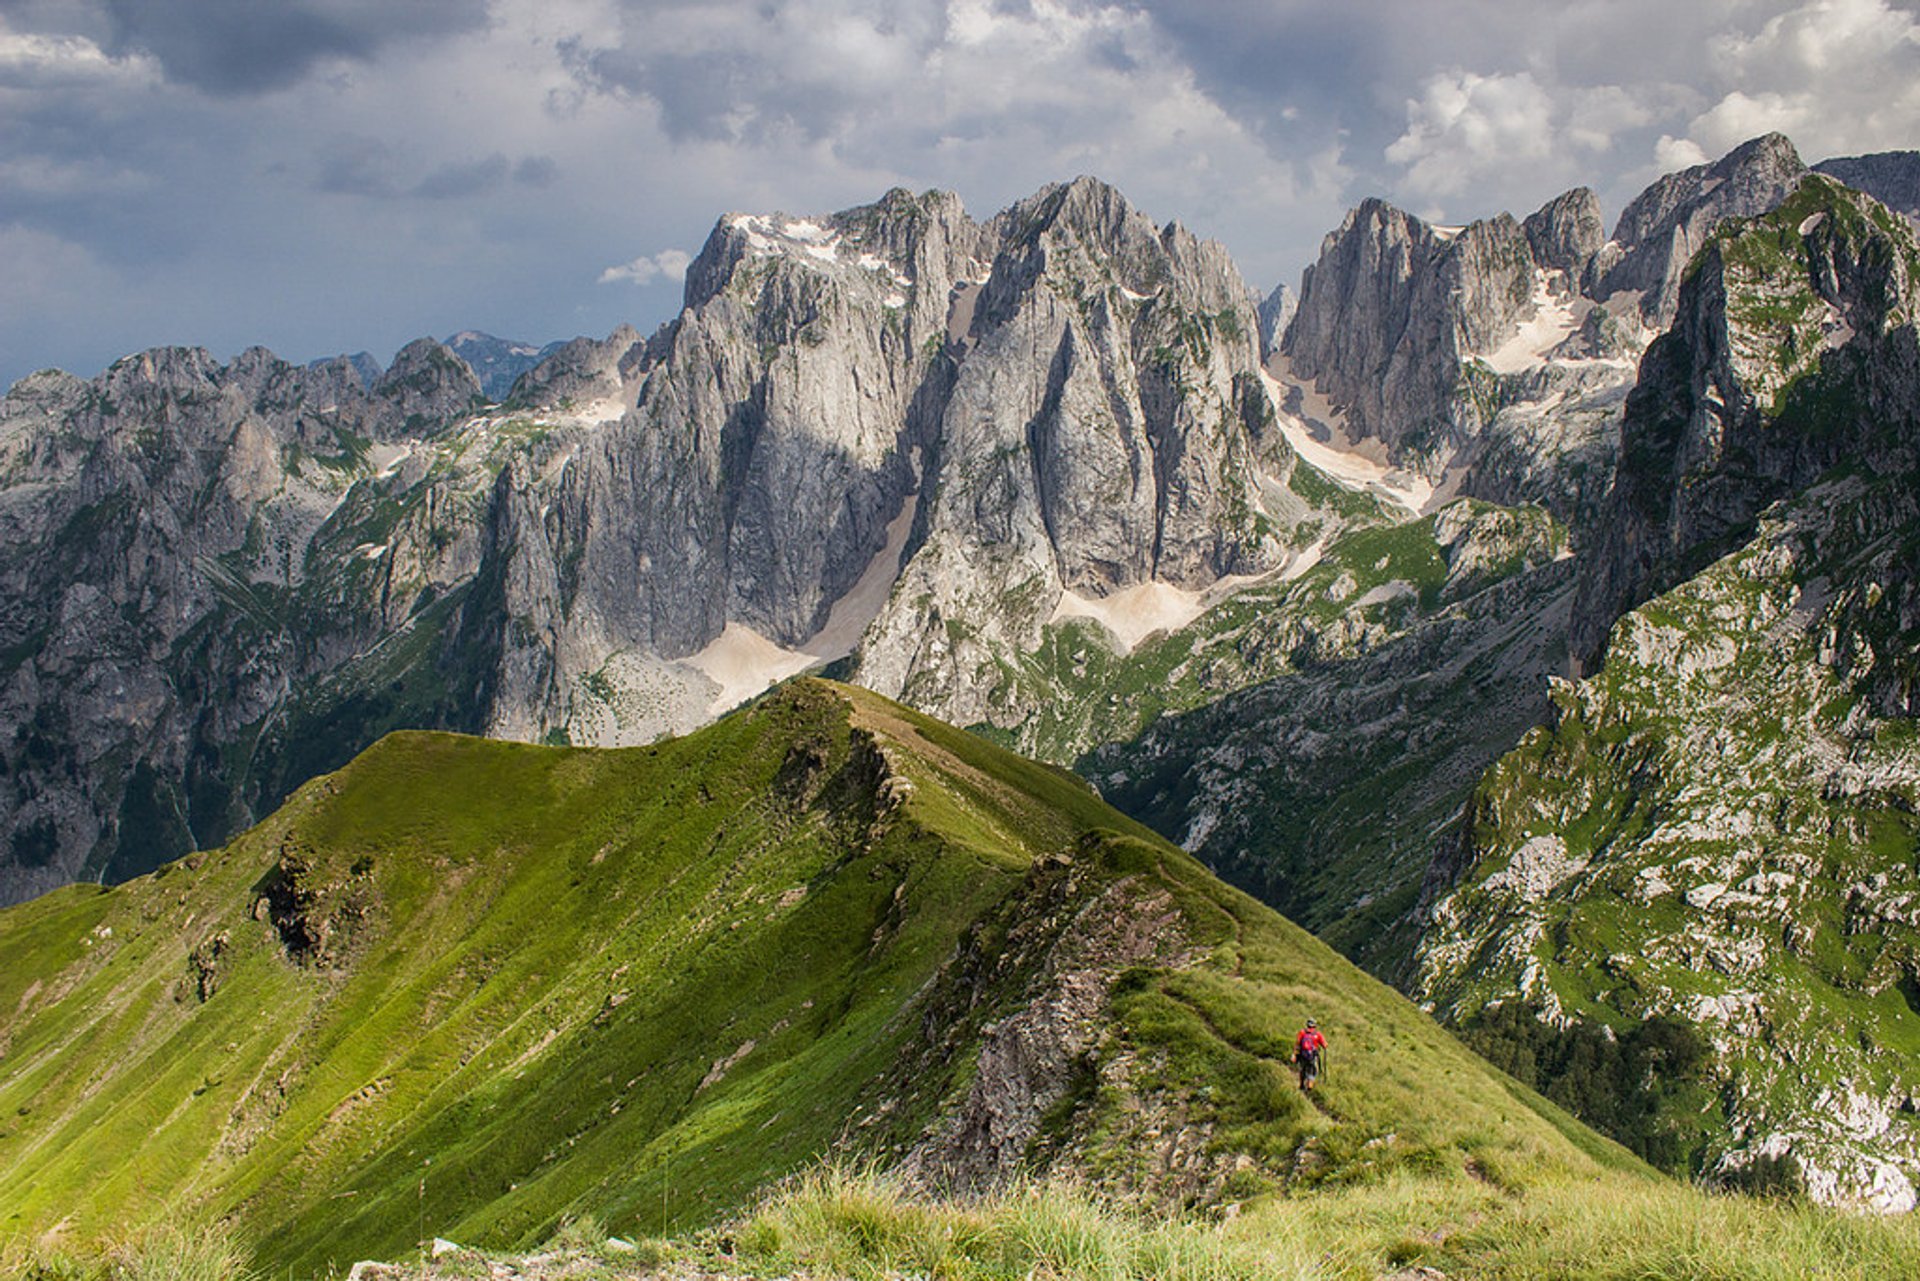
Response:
[716,1168,1920,1281]
[1,679,1636,1276]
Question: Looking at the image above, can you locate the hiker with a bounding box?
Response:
[1294,1018,1327,1090]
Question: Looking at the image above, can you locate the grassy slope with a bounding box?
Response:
[1,680,1633,1277]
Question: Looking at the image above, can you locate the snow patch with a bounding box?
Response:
[801,453,921,661]
[678,450,924,719]
[1050,570,1265,654]
[1258,366,1437,514]
[1355,580,1416,608]
[1481,270,1582,374]
[1052,582,1207,652]
[368,443,411,479]
[1280,532,1334,581]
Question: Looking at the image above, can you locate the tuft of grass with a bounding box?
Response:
[725,1166,1920,1281]
[107,1224,254,1281]
[732,1167,1316,1280]
[0,1223,253,1281]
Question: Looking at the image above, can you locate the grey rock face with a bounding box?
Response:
[0,341,492,903]
[444,330,566,400]
[8,177,1326,898]
[383,178,1335,753]
[1816,151,1920,225]
[1523,187,1606,287]
[1573,175,1920,662]
[1257,282,1296,359]
[1282,199,1539,473]
[1274,139,1824,524]
[372,338,486,434]
[850,177,1317,729]
[1597,132,1808,324]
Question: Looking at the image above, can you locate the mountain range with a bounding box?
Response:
[5,130,1920,1224]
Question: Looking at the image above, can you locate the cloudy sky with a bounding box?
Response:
[3,0,1918,390]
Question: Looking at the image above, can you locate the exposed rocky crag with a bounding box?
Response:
[476,177,1348,746]
[1256,282,1296,359]
[1273,135,1812,522]
[1594,133,1809,326]
[0,342,490,903]
[1817,151,1920,225]
[0,178,1363,901]
[1573,174,1920,661]
[1416,175,1920,1210]
[445,331,566,400]
[1280,198,1540,473]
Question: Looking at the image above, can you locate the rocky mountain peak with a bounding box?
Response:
[1257,282,1296,359]
[371,338,485,437]
[1573,172,1920,661]
[985,175,1221,311]
[1282,195,1537,471]
[1598,132,1809,323]
[1523,186,1606,286]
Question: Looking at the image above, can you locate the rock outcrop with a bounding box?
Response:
[1280,199,1537,473]
[1257,281,1296,359]
[1273,137,1818,520]
[0,342,489,903]
[0,177,1358,900]
[1523,186,1607,288]
[1815,150,1920,226]
[1594,132,1809,325]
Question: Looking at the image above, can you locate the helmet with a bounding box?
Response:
[1305,1018,1317,1028]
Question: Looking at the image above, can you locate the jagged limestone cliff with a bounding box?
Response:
[1273,135,1813,525]
[1,179,1370,899]
[1415,175,1920,1211]
[0,342,492,903]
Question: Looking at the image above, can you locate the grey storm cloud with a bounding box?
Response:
[315,139,557,200]
[558,2,949,145]
[94,0,490,94]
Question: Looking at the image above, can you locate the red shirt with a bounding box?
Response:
[1296,1028,1326,1056]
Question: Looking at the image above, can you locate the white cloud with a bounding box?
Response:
[10,0,1920,389]
[1677,0,1920,158]
[1654,134,1710,171]
[0,26,156,88]
[1385,70,1557,200]
[599,248,691,286]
